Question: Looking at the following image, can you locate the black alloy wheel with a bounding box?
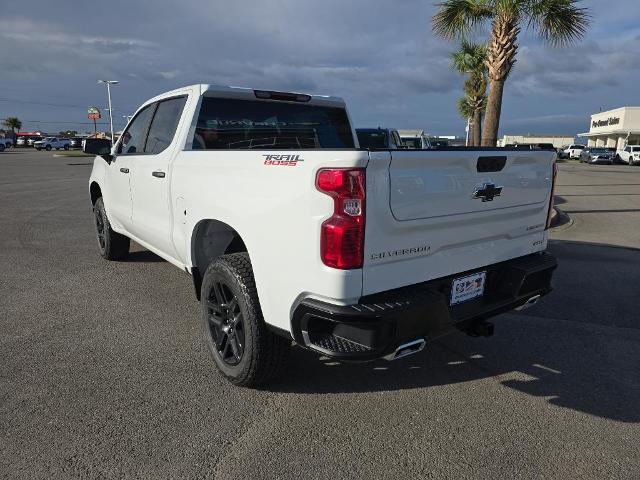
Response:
[95,206,106,252]
[205,280,245,366]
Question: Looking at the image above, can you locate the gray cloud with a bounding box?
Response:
[1,0,639,136]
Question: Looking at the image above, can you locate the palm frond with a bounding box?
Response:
[450,40,488,74]
[457,96,475,120]
[433,0,494,39]
[526,0,590,46]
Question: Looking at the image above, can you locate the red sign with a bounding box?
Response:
[88,106,101,120]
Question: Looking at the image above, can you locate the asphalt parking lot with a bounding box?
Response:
[1,150,639,479]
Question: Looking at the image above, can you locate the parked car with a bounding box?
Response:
[1,138,13,149]
[504,143,556,151]
[68,137,85,149]
[399,130,431,149]
[579,147,615,164]
[563,144,585,159]
[27,136,43,147]
[356,128,405,149]
[616,145,640,165]
[33,137,71,151]
[84,84,558,387]
[0,143,4,152]
[16,137,27,147]
[429,139,449,148]
[557,146,570,159]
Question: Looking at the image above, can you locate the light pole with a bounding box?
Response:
[98,80,118,145]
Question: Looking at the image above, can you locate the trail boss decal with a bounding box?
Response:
[263,154,305,166]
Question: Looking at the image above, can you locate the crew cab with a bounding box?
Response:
[34,137,70,151]
[85,84,558,387]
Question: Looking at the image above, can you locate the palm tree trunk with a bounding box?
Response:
[481,79,504,147]
[473,108,482,147]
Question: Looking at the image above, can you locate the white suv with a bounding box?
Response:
[617,145,640,165]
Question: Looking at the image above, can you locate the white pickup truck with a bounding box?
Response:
[34,137,70,151]
[85,84,558,387]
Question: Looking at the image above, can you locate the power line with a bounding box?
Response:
[0,98,134,115]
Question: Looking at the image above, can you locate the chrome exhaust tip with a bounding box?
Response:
[515,294,542,311]
[384,338,426,361]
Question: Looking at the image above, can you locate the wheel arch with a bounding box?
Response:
[190,219,248,300]
[90,181,102,206]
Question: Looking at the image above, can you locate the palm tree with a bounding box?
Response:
[433,0,590,146]
[3,117,22,144]
[451,41,487,146]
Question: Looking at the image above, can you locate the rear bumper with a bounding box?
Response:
[291,252,557,361]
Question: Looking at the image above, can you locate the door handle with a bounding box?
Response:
[152,171,166,178]
[119,167,129,174]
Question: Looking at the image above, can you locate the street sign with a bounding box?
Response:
[87,106,101,120]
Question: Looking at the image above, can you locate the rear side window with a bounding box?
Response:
[192,97,354,150]
[145,96,187,154]
[118,104,155,155]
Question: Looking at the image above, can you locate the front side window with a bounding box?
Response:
[625,147,631,152]
[145,96,187,154]
[117,104,155,155]
[193,97,354,150]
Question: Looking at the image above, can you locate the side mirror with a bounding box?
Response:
[83,138,113,162]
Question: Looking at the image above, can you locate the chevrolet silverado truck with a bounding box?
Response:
[34,137,70,151]
[84,84,558,387]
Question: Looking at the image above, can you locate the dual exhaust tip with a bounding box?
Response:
[382,294,541,362]
[384,338,426,361]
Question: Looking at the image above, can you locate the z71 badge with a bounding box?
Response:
[263,154,304,166]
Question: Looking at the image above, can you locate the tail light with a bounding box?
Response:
[545,161,558,230]
[316,168,365,269]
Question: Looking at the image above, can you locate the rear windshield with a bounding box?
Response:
[356,130,388,149]
[193,97,354,149]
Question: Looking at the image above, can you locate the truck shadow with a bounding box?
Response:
[268,240,640,424]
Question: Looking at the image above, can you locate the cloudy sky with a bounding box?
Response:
[1,0,639,137]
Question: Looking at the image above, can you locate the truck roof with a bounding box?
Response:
[143,84,347,109]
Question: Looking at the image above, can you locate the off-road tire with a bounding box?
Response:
[45,145,52,151]
[201,253,290,387]
[64,145,70,151]
[93,197,130,260]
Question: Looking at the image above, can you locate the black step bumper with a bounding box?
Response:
[291,252,557,361]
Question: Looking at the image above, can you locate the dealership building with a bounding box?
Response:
[579,107,640,149]
[497,134,574,148]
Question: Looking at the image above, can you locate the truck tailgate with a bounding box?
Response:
[362,150,555,296]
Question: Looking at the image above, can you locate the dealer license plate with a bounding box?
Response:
[450,271,486,305]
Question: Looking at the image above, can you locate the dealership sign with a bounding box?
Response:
[87,106,101,120]
[592,117,620,129]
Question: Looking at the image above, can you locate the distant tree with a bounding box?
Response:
[451,41,487,146]
[433,0,590,146]
[59,130,78,138]
[2,117,22,141]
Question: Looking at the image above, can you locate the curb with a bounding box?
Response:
[550,206,573,232]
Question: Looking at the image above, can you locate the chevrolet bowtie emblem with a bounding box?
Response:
[473,183,503,202]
